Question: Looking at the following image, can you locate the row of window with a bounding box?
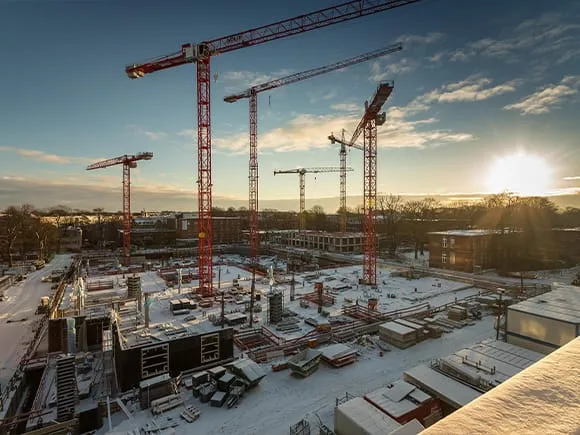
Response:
[442,237,455,248]
[441,252,456,265]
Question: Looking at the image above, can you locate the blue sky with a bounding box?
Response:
[0,0,579,211]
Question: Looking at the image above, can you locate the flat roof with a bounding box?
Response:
[365,380,431,418]
[508,285,580,324]
[336,397,401,434]
[421,337,580,435]
[404,364,481,408]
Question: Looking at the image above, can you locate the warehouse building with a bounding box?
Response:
[505,284,580,354]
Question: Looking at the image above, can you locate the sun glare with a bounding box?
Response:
[487,152,551,196]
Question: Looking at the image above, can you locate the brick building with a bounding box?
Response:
[130,216,176,248]
[428,230,496,272]
[175,213,241,246]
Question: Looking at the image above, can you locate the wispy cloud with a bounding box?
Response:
[397,32,444,46]
[176,129,197,138]
[370,58,418,81]
[129,125,168,141]
[444,12,580,65]
[220,68,293,89]
[330,103,359,112]
[0,145,93,164]
[422,77,522,103]
[504,75,579,115]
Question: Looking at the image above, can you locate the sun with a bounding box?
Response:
[486,152,551,196]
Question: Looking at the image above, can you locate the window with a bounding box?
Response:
[442,237,448,248]
[450,252,456,265]
[450,237,455,247]
[442,252,447,264]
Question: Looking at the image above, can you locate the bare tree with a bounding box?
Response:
[377,194,404,257]
[403,200,423,259]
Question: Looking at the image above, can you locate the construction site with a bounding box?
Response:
[1,1,580,435]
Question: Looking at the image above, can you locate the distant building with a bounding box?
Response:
[428,230,495,272]
[130,215,176,248]
[175,213,241,245]
[60,227,83,252]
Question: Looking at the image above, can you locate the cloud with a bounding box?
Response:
[397,32,444,46]
[370,58,418,81]
[330,103,359,112]
[176,129,197,137]
[422,77,521,103]
[220,68,293,89]
[563,176,580,181]
[504,75,579,115]
[0,145,92,164]
[445,12,580,64]
[129,125,168,141]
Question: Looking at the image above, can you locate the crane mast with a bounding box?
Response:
[124,0,424,296]
[330,82,393,286]
[274,167,353,231]
[224,42,402,303]
[87,152,153,266]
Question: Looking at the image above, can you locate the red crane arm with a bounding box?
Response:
[348,81,394,145]
[86,152,153,170]
[125,0,421,78]
[224,42,402,102]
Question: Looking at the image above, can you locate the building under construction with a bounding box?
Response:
[271,230,366,253]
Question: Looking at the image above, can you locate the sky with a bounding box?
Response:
[0,0,579,212]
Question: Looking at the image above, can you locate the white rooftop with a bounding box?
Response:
[336,397,401,435]
[508,285,580,324]
[428,229,497,237]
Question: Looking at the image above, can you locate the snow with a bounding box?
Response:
[106,317,495,435]
[335,396,401,435]
[421,336,580,435]
[0,255,71,386]
[508,285,580,324]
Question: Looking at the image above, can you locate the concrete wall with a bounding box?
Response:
[506,309,578,352]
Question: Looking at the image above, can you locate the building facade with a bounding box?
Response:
[428,230,495,272]
[175,213,241,245]
[269,230,365,253]
[60,227,83,252]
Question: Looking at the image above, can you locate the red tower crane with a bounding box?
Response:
[328,81,394,285]
[224,42,402,268]
[125,0,424,296]
[86,152,153,266]
[273,167,353,231]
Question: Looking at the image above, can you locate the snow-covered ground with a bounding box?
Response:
[0,254,72,386]
[108,316,495,435]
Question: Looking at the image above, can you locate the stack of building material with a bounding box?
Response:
[275,317,301,333]
[229,358,266,387]
[379,322,417,349]
[364,380,442,428]
[180,405,200,423]
[199,381,217,403]
[210,390,228,407]
[150,394,183,415]
[224,312,247,326]
[320,343,357,368]
[208,366,226,380]
[217,372,235,392]
[394,319,428,342]
[139,373,173,409]
[334,397,402,435]
[288,349,323,378]
[448,306,468,321]
[191,371,210,398]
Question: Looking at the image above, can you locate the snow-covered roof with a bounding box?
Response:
[335,397,401,435]
[380,321,416,336]
[389,419,425,435]
[404,364,481,408]
[230,358,266,384]
[365,381,431,419]
[421,336,580,435]
[508,285,580,325]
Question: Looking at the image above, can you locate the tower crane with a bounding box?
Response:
[124,0,425,297]
[224,42,402,271]
[330,129,365,232]
[328,81,394,286]
[86,152,153,266]
[273,167,353,232]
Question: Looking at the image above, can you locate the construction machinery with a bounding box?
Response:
[124,0,424,297]
[329,81,394,286]
[224,42,402,270]
[86,152,153,266]
[273,167,352,231]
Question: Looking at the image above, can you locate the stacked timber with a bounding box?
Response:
[448,306,468,321]
[288,349,322,378]
[393,319,428,342]
[379,321,417,349]
[320,344,357,368]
